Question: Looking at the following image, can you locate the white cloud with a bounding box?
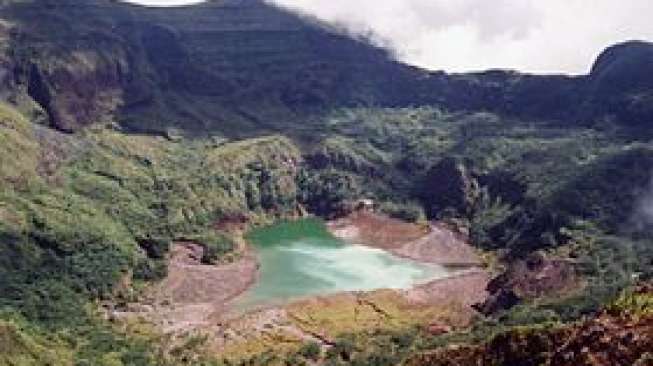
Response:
[123,0,653,74]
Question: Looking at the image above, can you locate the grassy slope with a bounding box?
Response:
[0,103,307,365]
[2,95,653,364]
[0,2,651,364]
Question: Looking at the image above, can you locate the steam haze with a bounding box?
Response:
[633,178,653,231]
[124,0,653,74]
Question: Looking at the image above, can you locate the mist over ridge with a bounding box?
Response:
[123,0,653,74]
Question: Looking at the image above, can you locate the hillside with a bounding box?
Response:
[2,0,430,136]
[0,0,653,365]
[1,0,652,137]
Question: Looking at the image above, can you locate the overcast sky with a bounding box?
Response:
[123,0,653,74]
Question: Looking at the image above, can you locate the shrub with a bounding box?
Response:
[326,337,356,362]
[197,233,237,264]
[379,201,425,222]
[133,258,168,281]
[136,236,171,259]
[298,341,321,361]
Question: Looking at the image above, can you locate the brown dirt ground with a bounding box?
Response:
[132,242,259,333]
[328,211,481,266]
[403,268,490,310]
[115,213,489,360]
[211,269,489,359]
[407,306,653,366]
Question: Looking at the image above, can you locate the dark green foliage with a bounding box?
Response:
[298,341,321,361]
[326,337,356,362]
[197,233,237,265]
[137,236,171,260]
[0,105,307,364]
[229,351,282,366]
[74,326,156,366]
[419,157,477,218]
[379,201,426,223]
[549,145,653,230]
[318,329,426,366]
[469,189,515,250]
[541,222,653,320]
[133,258,169,282]
[298,169,362,217]
[15,280,86,328]
[284,354,308,366]
[0,190,134,328]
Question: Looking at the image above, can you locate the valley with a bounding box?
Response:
[112,215,487,362]
[0,0,652,365]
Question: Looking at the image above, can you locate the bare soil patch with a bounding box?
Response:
[139,242,258,333]
[211,269,489,359]
[328,211,482,266]
[115,214,489,360]
[403,269,490,311]
[328,211,427,248]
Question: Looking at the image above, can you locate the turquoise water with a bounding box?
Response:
[234,219,451,309]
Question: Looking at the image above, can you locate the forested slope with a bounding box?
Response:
[0,0,653,365]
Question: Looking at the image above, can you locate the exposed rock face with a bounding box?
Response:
[1,0,430,134]
[328,211,482,265]
[590,41,653,97]
[21,55,126,132]
[476,252,579,315]
[474,288,520,316]
[1,1,652,135]
[408,285,653,366]
[421,157,479,218]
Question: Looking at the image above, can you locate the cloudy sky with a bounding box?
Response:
[123,0,653,74]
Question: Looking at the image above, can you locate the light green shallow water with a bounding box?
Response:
[234,219,453,310]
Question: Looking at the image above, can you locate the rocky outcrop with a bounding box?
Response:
[421,157,479,218]
[408,284,653,366]
[22,55,126,132]
[1,1,652,135]
[476,252,579,315]
[585,41,653,127]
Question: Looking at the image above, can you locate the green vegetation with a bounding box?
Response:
[297,342,322,361]
[0,1,652,363]
[4,97,653,364]
[3,89,653,364]
[608,285,653,318]
[378,201,426,223]
[240,283,652,366]
[210,105,653,364]
[0,103,306,365]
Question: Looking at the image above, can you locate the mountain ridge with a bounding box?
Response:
[1,0,651,137]
[1,1,653,365]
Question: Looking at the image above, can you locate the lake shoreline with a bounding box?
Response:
[147,213,488,319]
[231,217,457,312]
[118,214,489,359]
[327,211,483,267]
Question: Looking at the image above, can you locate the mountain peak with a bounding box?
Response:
[591,40,653,76]
[588,40,653,99]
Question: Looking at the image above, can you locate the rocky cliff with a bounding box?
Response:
[1,0,652,137]
[1,1,653,365]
